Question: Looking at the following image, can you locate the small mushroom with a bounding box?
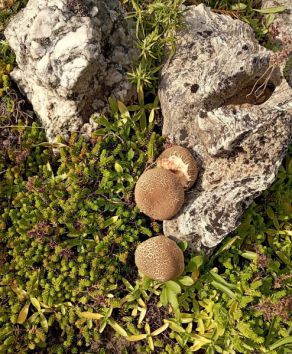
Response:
[157,145,198,189]
[134,168,184,220]
[135,235,184,282]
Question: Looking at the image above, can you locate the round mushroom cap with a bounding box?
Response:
[157,145,198,189]
[135,235,185,282]
[134,168,185,220]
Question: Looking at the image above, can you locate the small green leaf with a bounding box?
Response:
[211,281,236,299]
[10,284,27,302]
[148,336,154,351]
[97,115,113,130]
[269,336,292,350]
[108,319,128,337]
[39,313,48,333]
[160,287,168,306]
[127,148,135,161]
[127,334,148,342]
[209,271,237,289]
[108,97,118,114]
[151,322,169,336]
[178,276,194,286]
[30,297,41,312]
[36,142,67,148]
[147,132,157,162]
[267,206,280,229]
[137,86,144,105]
[138,308,147,324]
[115,162,124,173]
[190,334,212,351]
[240,251,258,261]
[164,320,185,333]
[140,227,152,237]
[17,303,30,324]
[149,109,155,123]
[46,162,53,173]
[117,101,130,118]
[165,281,181,294]
[254,6,285,14]
[186,255,204,272]
[266,14,275,27]
[80,312,104,320]
[103,216,119,229]
[140,112,147,131]
[178,240,188,251]
[28,312,40,324]
[167,291,179,311]
[231,3,246,10]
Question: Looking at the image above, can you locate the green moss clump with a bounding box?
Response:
[0,101,164,351]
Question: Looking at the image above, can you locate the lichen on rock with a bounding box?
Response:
[4,0,137,140]
[159,4,292,251]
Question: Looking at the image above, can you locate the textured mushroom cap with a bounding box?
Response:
[157,146,198,189]
[135,168,185,220]
[135,235,185,282]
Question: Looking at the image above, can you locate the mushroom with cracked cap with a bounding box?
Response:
[135,235,185,282]
[157,145,198,189]
[134,167,185,220]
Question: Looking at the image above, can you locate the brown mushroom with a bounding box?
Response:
[135,235,184,282]
[157,145,198,189]
[134,168,184,220]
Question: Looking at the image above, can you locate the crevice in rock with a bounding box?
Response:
[222,80,276,106]
[159,4,292,251]
[283,55,292,88]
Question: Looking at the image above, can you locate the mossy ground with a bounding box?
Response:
[0,1,291,353]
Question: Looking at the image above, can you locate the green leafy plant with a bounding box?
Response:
[0,1,291,353]
[199,0,286,42]
[127,0,185,94]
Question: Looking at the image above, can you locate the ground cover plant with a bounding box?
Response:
[0,1,291,353]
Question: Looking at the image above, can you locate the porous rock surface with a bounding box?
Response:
[5,0,137,140]
[263,0,291,42]
[159,4,292,251]
[263,0,292,86]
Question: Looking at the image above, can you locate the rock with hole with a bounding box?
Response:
[159,4,292,251]
[4,0,137,141]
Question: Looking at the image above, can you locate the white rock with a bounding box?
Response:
[159,4,292,251]
[5,0,137,140]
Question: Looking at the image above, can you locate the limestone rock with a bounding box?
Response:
[262,0,292,87]
[159,4,292,251]
[262,0,291,42]
[5,0,137,140]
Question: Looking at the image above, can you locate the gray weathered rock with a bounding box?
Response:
[5,0,137,140]
[159,4,292,251]
[263,0,292,87]
[263,0,291,41]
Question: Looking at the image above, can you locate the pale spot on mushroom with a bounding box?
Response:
[159,156,191,188]
[157,145,198,190]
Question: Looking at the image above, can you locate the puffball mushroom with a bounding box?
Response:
[134,168,184,220]
[135,235,185,282]
[157,145,198,190]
